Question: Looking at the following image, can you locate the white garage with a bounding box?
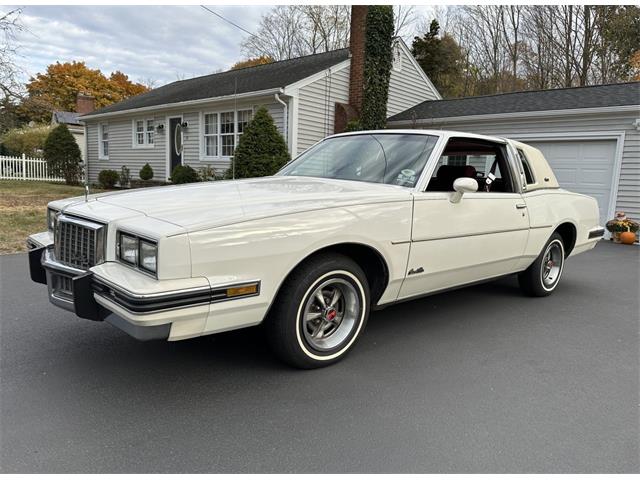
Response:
[523,138,620,224]
[388,82,640,227]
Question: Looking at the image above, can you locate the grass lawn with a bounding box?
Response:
[0,180,103,254]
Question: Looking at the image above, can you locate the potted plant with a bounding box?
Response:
[606,211,639,244]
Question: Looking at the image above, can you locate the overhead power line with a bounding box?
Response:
[200,5,254,37]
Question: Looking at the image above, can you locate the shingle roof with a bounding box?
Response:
[388,81,640,122]
[52,111,81,125]
[84,48,350,117]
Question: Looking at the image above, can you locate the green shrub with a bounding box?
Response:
[1,124,52,158]
[230,106,290,179]
[345,119,363,132]
[43,124,83,185]
[170,164,200,184]
[139,163,154,181]
[98,169,120,189]
[120,165,131,187]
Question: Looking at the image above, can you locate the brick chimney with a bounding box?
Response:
[348,5,368,113]
[334,5,368,133]
[76,93,95,114]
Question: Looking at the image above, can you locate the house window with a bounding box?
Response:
[442,155,467,167]
[99,123,109,159]
[237,109,253,137]
[201,109,253,159]
[146,119,154,144]
[203,113,218,157]
[135,120,144,145]
[220,111,235,157]
[133,119,155,147]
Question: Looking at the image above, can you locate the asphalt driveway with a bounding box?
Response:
[1,241,638,473]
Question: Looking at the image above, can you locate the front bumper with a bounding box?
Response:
[30,245,176,341]
[28,241,264,342]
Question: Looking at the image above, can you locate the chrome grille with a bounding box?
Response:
[54,215,105,270]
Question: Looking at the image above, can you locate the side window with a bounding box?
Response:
[427,138,514,193]
[517,149,535,185]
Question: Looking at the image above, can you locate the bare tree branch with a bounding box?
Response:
[0,8,26,100]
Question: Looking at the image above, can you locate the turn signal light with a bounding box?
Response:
[226,284,259,298]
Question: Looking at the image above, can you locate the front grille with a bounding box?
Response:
[54,215,106,270]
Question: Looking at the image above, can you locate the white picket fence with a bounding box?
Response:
[0,154,65,182]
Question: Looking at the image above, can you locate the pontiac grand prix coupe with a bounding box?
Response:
[28,130,604,368]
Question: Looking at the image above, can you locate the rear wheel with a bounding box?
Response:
[518,233,565,297]
[265,254,370,369]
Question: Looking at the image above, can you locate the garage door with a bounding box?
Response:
[525,139,616,224]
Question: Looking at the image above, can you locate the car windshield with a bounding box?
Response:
[278,133,439,188]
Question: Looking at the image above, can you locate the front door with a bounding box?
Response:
[398,137,530,300]
[169,117,183,174]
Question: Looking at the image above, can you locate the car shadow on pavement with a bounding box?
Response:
[50,273,526,379]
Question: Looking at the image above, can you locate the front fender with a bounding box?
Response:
[188,200,413,333]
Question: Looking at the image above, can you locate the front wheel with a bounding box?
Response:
[518,232,566,297]
[265,254,370,369]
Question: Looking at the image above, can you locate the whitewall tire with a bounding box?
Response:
[518,232,566,297]
[265,254,370,369]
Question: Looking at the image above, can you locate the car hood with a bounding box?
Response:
[60,176,411,232]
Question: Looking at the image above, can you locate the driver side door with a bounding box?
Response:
[398,137,530,300]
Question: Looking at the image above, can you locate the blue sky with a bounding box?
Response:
[6,5,271,86]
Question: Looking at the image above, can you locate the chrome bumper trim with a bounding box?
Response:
[588,227,605,239]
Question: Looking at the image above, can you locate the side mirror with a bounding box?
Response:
[450,177,478,203]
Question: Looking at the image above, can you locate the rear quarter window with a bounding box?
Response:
[517,149,535,184]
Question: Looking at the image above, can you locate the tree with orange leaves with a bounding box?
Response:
[231,56,274,70]
[22,61,148,122]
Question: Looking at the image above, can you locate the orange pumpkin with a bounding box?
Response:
[619,231,636,245]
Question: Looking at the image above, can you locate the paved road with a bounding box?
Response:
[1,242,638,473]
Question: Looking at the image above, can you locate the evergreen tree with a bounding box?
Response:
[231,106,290,179]
[43,124,82,185]
[412,20,466,98]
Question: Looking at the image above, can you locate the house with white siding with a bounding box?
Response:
[388,82,640,225]
[79,32,440,184]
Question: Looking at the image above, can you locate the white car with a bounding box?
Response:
[28,130,604,368]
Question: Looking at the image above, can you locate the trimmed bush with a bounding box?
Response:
[139,163,154,181]
[230,106,290,179]
[98,169,120,189]
[43,124,83,185]
[170,164,200,184]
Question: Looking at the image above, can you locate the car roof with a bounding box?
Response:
[327,129,508,144]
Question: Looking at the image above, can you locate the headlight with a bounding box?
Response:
[117,233,138,265]
[47,208,58,232]
[117,231,158,275]
[139,240,157,273]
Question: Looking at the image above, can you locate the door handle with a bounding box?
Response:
[516,203,527,209]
